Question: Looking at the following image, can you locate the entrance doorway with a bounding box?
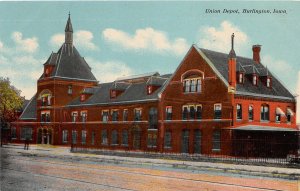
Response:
[37,128,53,144]
[132,125,141,149]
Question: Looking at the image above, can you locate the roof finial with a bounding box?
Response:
[228,33,236,58]
[69,11,70,17]
[231,33,234,50]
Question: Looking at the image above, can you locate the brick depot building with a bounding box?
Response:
[12,16,299,157]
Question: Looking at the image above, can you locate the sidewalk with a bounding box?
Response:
[2,144,300,180]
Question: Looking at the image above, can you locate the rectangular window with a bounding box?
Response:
[164,131,172,149]
[196,105,202,120]
[111,130,119,145]
[91,131,95,145]
[71,112,78,123]
[212,130,221,151]
[11,127,17,139]
[134,109,142,121]
[62,130,68,143]
[101,129,108,145]
[194,129,202,154]
[72,130,77,144]
[196,79,202,92]
[166,106,172,120]
[190,79,196,92]
[121,130,128,146]
[149,107,158,129]
[81,130,86,145]
[81,111,87,123]
[189,105,195,119]
[184,80,190,92]
[102,111,109,122]
[237,104,242,120]
[248,106,254,121]
[261,105,269,121]
[123,110,128,121]
[41,111,50,123]
[112,110,118,121]
[214,104,222,119]
[182,106,188,120]
[20,128,32,140]
[147,133,157,148]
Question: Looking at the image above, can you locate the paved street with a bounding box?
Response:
[1,145,299,191]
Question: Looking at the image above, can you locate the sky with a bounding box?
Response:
[0,1,299,122]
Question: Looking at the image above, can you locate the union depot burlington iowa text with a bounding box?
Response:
[12,15,299,158]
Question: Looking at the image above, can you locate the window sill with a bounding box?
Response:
[147,146,157,148]
[164,146,172,149]
[121,144,128,147]
[260,120,270,123]
[212,149,221,152]
[111,144,119,146]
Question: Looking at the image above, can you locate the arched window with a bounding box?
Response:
[182,70,203,93]
[39,89,52,106]
[212,129,221,151]
[261,104,269,121]
[121,130,128,146]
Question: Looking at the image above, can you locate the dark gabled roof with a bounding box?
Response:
[19,94,37,120]
[147,76,167,86]
[39,43,97,82]
[22,99,30,110]
[67,77,169,107]
[198,47,294,100]
[110,81,131,91]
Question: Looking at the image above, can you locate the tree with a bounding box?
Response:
[0,77,23,146]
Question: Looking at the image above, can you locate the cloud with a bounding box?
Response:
[261,55,293,74]
[85,57,133,82]
[11,32,39,53]
[50,34,64,47]
[0,34,43,99]
[102,27,189,56]
[297,71,300,124]
[50,30,98,50]
[198,21,249,55]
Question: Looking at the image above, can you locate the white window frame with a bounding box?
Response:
[102,110,109,122]
[80,111,87,123]
[71,112,78,123]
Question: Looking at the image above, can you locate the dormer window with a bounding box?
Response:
[68,85,72,95]
[266,77,271,88]
[45,68,49,75]
[238,73,244,84]
[147,86,152,95]
[80,94,85,102]
[110,90,116,98]
[252,75,257,86]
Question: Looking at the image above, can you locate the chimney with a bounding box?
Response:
[228,33,236,88]
[252,45,261,63]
